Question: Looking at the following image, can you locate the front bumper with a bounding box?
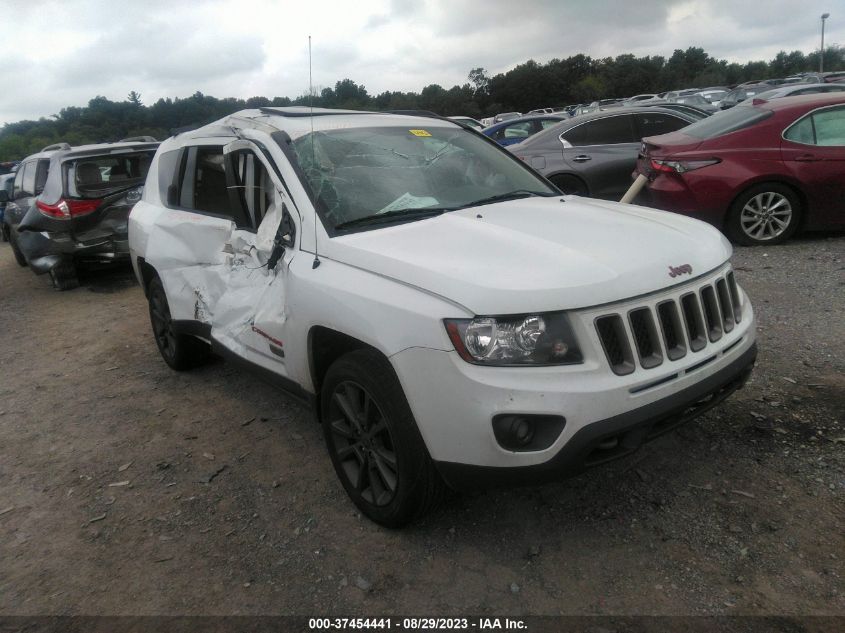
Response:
[390,265,756,487]
[435,342,756,490]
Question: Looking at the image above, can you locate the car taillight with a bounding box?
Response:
[37,198,101,219]
[650,158,721,174]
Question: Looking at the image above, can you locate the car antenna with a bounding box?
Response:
[309,35,321,270]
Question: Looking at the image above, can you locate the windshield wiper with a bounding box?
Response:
[458,189,557,209]
[334,207,449,231]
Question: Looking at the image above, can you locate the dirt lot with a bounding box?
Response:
[0,235,842,617]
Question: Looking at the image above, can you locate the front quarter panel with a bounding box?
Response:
[283,254,467,392]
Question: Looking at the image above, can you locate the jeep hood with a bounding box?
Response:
[323,197,732,315]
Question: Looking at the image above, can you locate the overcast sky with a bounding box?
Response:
[2,0,842,125]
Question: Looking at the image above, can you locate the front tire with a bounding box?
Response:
[321,349,446,527]
[147,277,209,370]
[727,184,801,246]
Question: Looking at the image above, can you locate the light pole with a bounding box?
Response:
[820,13,830,73]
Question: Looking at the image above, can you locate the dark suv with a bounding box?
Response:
[1,138,159,289]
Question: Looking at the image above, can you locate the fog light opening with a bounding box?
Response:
[492,413,567,452]
[511,417,535,446]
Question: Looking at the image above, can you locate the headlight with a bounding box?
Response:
[445,313,583,366]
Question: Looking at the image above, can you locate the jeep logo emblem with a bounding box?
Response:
[668,264,693,278]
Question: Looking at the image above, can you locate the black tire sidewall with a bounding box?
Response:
[147,277,209,371]
[148,277,183,369]
[320,350,433,527]
[729,184,801,246]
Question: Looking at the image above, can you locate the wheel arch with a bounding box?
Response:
[545,171,590,196]
[307,326,388,416]
[136,256,159,297]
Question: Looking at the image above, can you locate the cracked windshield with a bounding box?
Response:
[289,125,555,230]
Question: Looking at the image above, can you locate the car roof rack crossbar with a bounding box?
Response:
[119,135,158,142]
[41,142,72,152]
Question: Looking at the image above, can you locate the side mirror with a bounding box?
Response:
[266,203,296,269]
[0,190,8,203]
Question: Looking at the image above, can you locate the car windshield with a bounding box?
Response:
[287,125,556,232]
[680,107,773,139]
[67,151,155,198]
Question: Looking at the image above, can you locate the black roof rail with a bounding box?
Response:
[119,135,158,143]
[383,109,441,118]
[258,107,376,118]
[41,142,72,152]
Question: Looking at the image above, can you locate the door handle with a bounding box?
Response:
[572,155,592,162]
[795,154,821,162]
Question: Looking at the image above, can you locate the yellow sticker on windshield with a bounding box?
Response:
[409,129,432,137]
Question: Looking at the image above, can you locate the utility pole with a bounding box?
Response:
[820,13,830,74]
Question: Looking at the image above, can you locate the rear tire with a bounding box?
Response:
[9,231,27,267]
[727,183,801,246]
[49,261,80,291]
[147,277,209,371]
[549,173,589,196]
[320,349,446,527]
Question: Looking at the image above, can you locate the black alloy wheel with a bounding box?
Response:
[320,349,446,527]
[327,380,399,507]
[150,282,177,365]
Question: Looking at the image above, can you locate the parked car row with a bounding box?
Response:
[509,107,697,199]
[0,137,159,288]
[637,93,845,245]
[463,93,843,246]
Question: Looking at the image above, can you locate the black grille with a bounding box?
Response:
[628,308,662,369]
[727,271,742,323]
[596,272,741,374]
[681,293,707,352]
[700,285,723,342]
[595,315,634,375]
[715,278,735,333]
[657,300,687,360]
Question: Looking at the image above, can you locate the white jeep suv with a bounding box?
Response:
[129,107,757,527]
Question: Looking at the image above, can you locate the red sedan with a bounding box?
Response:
[636,93,845,245]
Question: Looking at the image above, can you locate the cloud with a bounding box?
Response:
[1,0,843,125]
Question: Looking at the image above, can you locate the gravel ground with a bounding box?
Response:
[0,234,842,617]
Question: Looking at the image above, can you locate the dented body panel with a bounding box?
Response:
[8,140,158,279]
